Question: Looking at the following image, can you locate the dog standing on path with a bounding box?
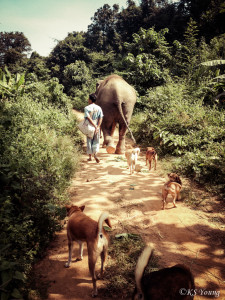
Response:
[162,181,182,209]
[133,245,195,300]
[162,173,182,209]
[64,205,112,297]
[146,147,157,170]
[125,147,140,175]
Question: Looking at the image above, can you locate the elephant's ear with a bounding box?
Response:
[96,80,103,93]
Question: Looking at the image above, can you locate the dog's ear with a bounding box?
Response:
[176,175,182,185]
[65,205,71,211]
[175,174,180,181]
[80,205,85,212]
[105,218,112,228]
[65,205,72,216]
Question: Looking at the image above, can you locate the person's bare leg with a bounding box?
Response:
[94,154,100,163]
[87,154,92,161]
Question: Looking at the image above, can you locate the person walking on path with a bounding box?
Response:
[84,93,103,163]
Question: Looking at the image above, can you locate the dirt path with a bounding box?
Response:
[35,111,225,300]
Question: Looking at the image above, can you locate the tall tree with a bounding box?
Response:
[177,0,211,20]
[176,0,225,41]
[26,51,50,80]
[116,0,142,46]
[124,27,171,92]
[86,4,120,52]
[47,32,89,80]
[200,0,225,41]
[140,0,157,26]
[0,32,31,72]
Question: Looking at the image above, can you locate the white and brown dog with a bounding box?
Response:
[146,147,157,170]
[64,205,112,297]
[125,147,140,175]
[162,173,182,209]
[133,245,195,300]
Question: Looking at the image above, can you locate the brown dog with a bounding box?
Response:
[125,147,140,175]
[133,245,195,300]
[162,173,182,209]
[146,147,157,170]
[162,181,182,209]
[64,205,112,297]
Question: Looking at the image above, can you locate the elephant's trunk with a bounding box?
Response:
[117,102,136,144]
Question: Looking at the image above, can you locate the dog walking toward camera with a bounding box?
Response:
[125,147,140,175]
[146,147,157,171]
[132,245,195,300]
[64,205,112,297]
[162,173,182,210]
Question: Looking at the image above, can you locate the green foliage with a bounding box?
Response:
[24,77,72,114]
[184,18,199,51]
[0,67,25,100]
[131,80,225,194]
[47,32,90,80]
[116,0,142,46]
[86,4,120,52]
[170,18,200,79]
[209,34,225,59]
[200,57,225,106]
[125,27,171,60]
[88,51,116,77]
[201,59,225,67]
[123,27,171,93]
[63,60,92,95]
[0,31,31,72]
[26,52,50,81]
[69,81,96,111]
[61,61,97,111]
[0,69,82,298]
[180,142,225,187]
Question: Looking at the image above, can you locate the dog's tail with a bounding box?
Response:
[135,245,154,296]
[165,181,182,189]
[171,182,182,189]
[98,212,111,238]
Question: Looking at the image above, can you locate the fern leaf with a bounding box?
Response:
[201,60,225,67]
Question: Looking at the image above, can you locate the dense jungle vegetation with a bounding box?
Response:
[1,0,225,298]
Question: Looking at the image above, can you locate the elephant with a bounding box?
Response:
[95,74,136,154]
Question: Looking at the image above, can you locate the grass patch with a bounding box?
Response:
[100,233,159,298]
[209,216,225,225]
[114,156,127,162]
[182,188,203,207]
[120,164,128,168]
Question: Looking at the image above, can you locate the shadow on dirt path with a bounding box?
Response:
[34,111,225,300]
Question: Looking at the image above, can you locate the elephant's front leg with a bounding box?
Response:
[115,124,127,154]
